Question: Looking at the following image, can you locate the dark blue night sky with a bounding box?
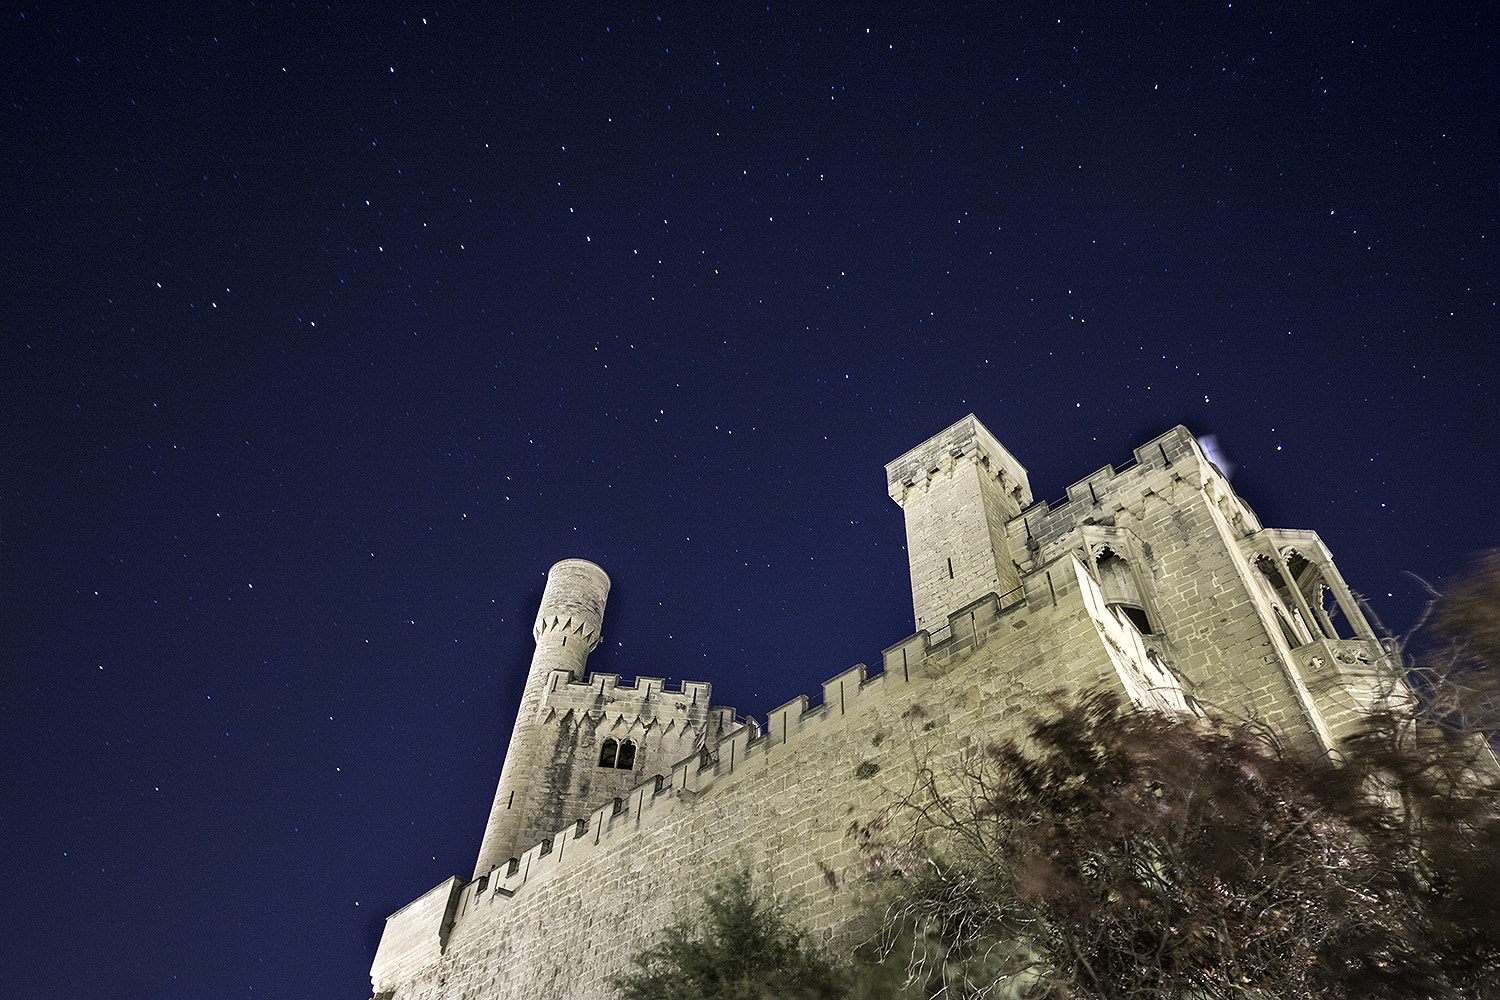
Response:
[2,4,1494,998]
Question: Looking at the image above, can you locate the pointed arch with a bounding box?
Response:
[1272,605,1305,649]
[1093,544,1156,635]
[615,740,636,770]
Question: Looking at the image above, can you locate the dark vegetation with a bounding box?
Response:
[855,688,1500,998]
[851,550,1500,998]
[610,868,849,1000]
[618,552,1500,998]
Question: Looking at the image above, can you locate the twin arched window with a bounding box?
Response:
[598,738,636,769]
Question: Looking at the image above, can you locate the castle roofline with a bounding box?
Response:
[884,413,1032,506]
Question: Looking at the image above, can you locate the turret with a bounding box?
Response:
[886,415,1033,633]
[473,558,610,878]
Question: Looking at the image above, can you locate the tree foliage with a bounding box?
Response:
[859,690,1500,998]
[1415,548,1500,733]
[611,868,848,1000]
[856,556,1500,998]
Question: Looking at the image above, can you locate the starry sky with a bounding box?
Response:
[2,4,1494,998]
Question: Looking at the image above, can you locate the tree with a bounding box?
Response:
[1412,548,1500,734]
[1317,549,1500,996]
[856,684,1500,998]
[611,868,849,1000]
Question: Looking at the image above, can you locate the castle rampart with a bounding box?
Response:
[370,416,1391,1000]
[374,551,1135,998]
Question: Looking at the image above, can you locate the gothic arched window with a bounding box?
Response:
[598,738,618,768]
[1096,547,1155,634]
[615,740,636,769]
[1273,606,1305,649]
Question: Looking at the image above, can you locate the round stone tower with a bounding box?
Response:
[473,558,610,878]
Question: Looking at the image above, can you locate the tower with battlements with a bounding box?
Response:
[473,558,736,879]
[369,415,1391,1000]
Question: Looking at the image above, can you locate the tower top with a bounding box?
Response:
[533,558,610,645]
[883,415,1033,632]
[884,414,1032,508]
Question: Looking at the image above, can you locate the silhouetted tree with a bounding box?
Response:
[854,555,1500,998]
[1413,548,1500,734]
[612,868,849,1000]
[1319,550,1500,996]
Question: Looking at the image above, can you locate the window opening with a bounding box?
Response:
[1273,606,1304,649]
[598,738,618,768]
[1318,584,1350,640]
[1096,547,1154,634]
[1114,604,1154,635]
[615,740,636,769]
[1258,555,1297,606]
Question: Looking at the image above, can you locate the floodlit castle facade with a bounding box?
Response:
[369,415,1389,999]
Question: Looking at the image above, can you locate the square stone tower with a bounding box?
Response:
[885,414,1033,633]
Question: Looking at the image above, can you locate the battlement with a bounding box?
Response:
[1027,426,1199,524]
[885,412,1032,507]
[536,671,737,736]
[1014,426,1261,561]
[547,672,715,707]
[373,416,1397,1000]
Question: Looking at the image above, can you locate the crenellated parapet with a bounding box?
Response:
[373,415,1405,1000]
[539,673,721,719]
[885,413,1033,508]
[1010,425,1242,564]
[533,671,738,759]
[533,612,603,651]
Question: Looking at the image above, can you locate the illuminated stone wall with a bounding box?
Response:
[370,416,1390,1000]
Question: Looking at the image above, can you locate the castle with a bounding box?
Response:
[368,415,1389,999]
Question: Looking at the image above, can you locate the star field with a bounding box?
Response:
[1,4,1494,998]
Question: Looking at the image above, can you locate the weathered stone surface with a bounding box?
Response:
[370,415,1390,1000]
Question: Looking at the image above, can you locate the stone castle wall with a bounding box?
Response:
[374,557,1128,999]
[370,417,1391,999]
[507,670,735,871]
